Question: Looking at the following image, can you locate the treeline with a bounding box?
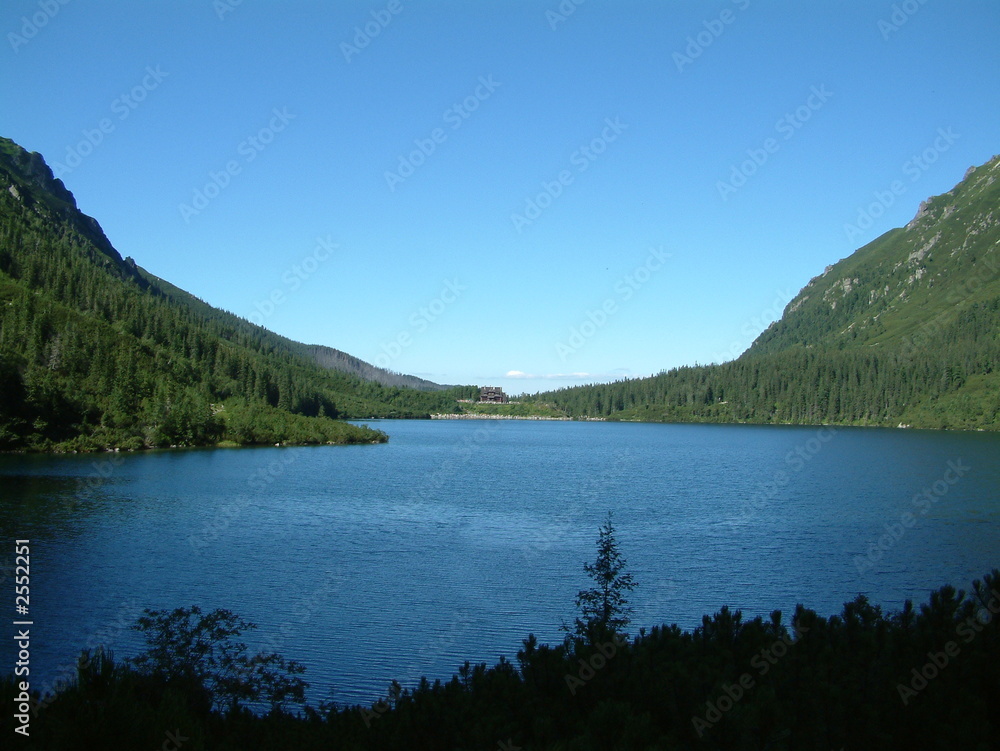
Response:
[0,149,475,451]
[523,297,1000,430]
[4,571,998,750]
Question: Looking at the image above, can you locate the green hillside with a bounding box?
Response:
[130,260,454,391]
[525,155,1000,430]
[0,137,473,451]
[751,155,1000,353]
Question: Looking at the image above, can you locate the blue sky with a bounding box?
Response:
[2,1,998,393]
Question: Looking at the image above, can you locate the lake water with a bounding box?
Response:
[1,419,998,707]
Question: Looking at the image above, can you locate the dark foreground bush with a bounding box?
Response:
[4,570,999,750]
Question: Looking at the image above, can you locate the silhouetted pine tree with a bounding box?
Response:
[571,512,637,642]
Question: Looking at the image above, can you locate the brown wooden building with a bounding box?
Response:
[479,386,509,404]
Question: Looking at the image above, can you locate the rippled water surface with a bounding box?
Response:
[1,420,998,705]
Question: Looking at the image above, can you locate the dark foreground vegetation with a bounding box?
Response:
[4,517,999,750]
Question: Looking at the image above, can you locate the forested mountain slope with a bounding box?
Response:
[526,155,1000,429]
[297,343,452,391]
[132,265,452,391]
[0,137,471,451]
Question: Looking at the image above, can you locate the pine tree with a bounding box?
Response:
[571,512,637,641]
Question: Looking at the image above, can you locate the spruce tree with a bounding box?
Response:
[572,511,637,641]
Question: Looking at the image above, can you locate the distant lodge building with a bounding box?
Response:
[479,386,509,404]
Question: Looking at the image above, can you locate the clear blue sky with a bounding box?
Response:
[2,1,998,393]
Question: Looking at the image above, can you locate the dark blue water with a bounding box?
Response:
[1,420,998,706]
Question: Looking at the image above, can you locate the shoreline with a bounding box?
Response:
[0,434,387,455]
[430,413,578,421]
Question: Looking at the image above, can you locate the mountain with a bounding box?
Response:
[0,136,473,451]
[130,262,451,391]
[297,344,453,391]
[0,137,128,274]
[750,155,1000,354]
[525,154,1000,430]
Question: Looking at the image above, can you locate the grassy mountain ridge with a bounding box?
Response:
[525,155,1000,430]
[750,154,1000,354]
[0,137,472,451]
